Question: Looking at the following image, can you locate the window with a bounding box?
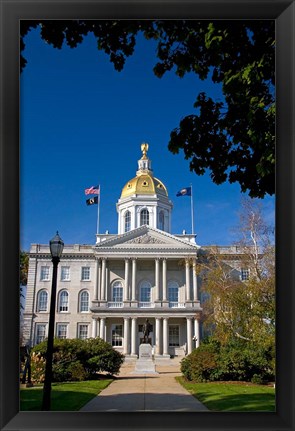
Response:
[112,281,123,302]
[58,290,69,312]
[140,280,151,302]
[37,290,48,312]
[81,267,90,281]
[140,208,149,226]
[124,210,131,232]
[35,324,46,344]
[241,268,250,281]
[158,210,165,230]
[61,266,70,281]
[40,266,50,281]
[112,324,123,346]
[79,291,89,312]
[56,324,67,339]
[168,281,179,303]
[78,324,88,340]
[169,325,180,346]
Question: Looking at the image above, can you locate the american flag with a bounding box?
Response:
[85,185,100,195]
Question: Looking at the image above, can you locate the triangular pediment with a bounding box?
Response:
[95,225,198,250]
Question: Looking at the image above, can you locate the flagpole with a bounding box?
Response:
[190,183,195,235]
[96,186,100,235]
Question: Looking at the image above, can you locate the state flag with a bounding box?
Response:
[85,185,100,195]
[176,186,192,197]
[86,196,98,206]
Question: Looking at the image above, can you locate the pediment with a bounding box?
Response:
[95,225,198,250]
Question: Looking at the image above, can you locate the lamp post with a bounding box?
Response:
[42,232,64,411]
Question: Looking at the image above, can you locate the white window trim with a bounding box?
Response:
[58,290,69,313]
[40,266,50,281]
[61,266,71,281]
[81,266,91,281]
[79,290,90,313]
[56,323,68,339]
[77,323,89,339]
[37,289,48,312]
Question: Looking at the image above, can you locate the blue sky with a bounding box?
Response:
[20,25,275,251]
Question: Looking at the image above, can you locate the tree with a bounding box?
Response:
[20,250,29,286]
[198,198,275,349]
[20,20,275,198]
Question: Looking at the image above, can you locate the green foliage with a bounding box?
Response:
[181,337,275,383]
[31,338,124,383]
[20,20,275,198]
[20,250,29,286]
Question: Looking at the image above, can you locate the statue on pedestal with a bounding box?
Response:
[142,319,152,344]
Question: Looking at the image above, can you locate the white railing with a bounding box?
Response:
[169,302,186,308]
[107,302,124,308]
[139,302,155,308]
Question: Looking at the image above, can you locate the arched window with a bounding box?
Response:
[140,208,149,226]
[124,211,131,232]
[79,290,89,312]
[158,210,165,230]
[112,281,123,302]
[168,281,179,303]
[37,290,48,312]
[58,290,69,312]
[140,280,152,303]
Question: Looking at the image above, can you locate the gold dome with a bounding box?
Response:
[121,173,168,199]
[120,143,169,199]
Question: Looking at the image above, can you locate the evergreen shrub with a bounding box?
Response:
[31,337,124,383]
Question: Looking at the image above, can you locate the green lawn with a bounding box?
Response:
[20,379,113,411]
[177,377,275,412]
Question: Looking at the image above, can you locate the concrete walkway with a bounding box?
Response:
[80,360,208,412]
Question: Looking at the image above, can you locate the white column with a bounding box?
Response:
[124,259,130,301]
[155,318,161,355]
[92,317,97,338]
[185,259,191,301]
[163,317,169,356]
[100,258,106,301]
[123,317,130,355]
[193,259,198,301]
[131,317,137,355]
[94,258,99,300]
[99,318,106,340]
[162,258,167,301]
[105,261,109,302]
[155,258,160,301]
[186,317,193,354]
[194,318,200,348]
[131,258,136,301]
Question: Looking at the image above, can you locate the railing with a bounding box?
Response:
[169,302,186,308]
[107,302,124,308]
[138,302,155,308]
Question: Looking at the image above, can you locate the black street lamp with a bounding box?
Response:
[42,232,64,411]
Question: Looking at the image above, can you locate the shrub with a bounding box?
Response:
[181,337,275,384]
[31,337,124,383]
[181,340,219,382]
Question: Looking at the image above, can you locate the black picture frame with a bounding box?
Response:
[1,1,294,430]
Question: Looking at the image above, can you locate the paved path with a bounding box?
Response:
[80,360,208,412]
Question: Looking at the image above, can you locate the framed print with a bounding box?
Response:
[1,1,294,430]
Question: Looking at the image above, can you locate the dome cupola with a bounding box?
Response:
[117,143,173,234]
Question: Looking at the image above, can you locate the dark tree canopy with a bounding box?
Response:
[21,20,275,198]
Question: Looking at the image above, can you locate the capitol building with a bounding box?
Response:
[22,144,246,360]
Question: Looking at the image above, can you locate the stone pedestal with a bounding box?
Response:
[133,344,158,374]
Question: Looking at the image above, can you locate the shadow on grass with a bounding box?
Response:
[20,380,112,411]
[193,390,276,412]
